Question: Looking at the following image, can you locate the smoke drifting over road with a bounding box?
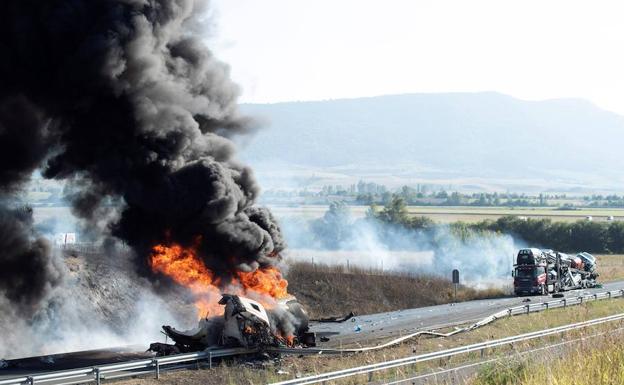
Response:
[0,0,283,309]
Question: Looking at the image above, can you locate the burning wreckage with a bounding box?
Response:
[150,295,315,355]
[0,0,338,363]
[144,239,318,356]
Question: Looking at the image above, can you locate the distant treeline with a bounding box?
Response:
[367,196,624,254]
[265,182,624,208]
[465,217,624,254]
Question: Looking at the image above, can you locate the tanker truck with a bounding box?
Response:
[513,248,598,296]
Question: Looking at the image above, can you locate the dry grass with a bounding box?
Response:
[284,262,508,318]
[473,330,624,385]
[596,254,624,282]
[114,298,624,385]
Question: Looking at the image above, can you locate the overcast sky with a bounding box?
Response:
[209,0,624,114]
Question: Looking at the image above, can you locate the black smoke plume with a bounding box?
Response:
[0,206,63,315]
[0,0,284,307]
[0,93,60,312]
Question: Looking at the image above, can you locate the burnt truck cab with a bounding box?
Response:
[513,248,551,295]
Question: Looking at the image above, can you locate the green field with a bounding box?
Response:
[269,204,624,223]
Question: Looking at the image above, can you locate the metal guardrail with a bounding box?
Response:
[269,289,624,356]
[1,289,622,385]
[270,312,624,385]
[0,347,256,385]
[382,325,624,385]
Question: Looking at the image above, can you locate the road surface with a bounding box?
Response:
[310,279,624,347]
[2,279,623,378]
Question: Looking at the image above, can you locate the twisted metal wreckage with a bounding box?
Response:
[149,295,316,356]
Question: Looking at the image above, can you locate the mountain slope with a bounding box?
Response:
[238,93,624,190]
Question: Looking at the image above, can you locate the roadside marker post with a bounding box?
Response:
[452,269,460,302]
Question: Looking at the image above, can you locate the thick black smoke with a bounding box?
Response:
[0,0,285,304]
[0,207,63,315]
[0,94,60,311]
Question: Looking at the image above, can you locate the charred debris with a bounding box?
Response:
[149,295,317,356]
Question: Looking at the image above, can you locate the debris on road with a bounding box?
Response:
[311,312,355,323]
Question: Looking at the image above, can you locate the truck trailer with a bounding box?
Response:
[513,248,598,296]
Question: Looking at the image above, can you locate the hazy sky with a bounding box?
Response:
[209,0,624,114]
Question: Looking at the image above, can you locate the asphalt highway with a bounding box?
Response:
[310,279,624,347]
[0,346,152,377]
[2,279,623,379]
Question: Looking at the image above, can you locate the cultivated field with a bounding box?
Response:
[269,204,624,223]
[596,254,624,282]
[33,205,624,230]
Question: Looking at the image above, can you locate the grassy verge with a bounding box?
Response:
[473,329,624,385]
[285,262,508,318]
[115,297,624,385]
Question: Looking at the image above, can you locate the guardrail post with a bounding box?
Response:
[545,302,549,310]
[368,371,373,382]
[27,376,34,385]
[209,351,213,369]
[579,296,583,304]
[563,299,567,308]
[153,359,160,379]
[94,368,101,385]
[525,305,530,315]
[508,308,512,317]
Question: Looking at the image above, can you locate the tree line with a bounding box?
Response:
[366,196,624,253]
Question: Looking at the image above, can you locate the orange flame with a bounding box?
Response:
[149,241,289,318]
[235,267,288,300]
[276,332,295,347]
[150,243,223,317]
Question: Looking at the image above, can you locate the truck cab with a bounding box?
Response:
[513,264,547,295]
[513,248,551,295]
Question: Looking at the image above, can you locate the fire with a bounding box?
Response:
[150,243,222,317]
[235,267,288,300]
[149,241,289,318]
[276,332,295,347]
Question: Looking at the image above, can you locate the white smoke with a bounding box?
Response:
[0,249,192,360]
[279,208,524,287]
